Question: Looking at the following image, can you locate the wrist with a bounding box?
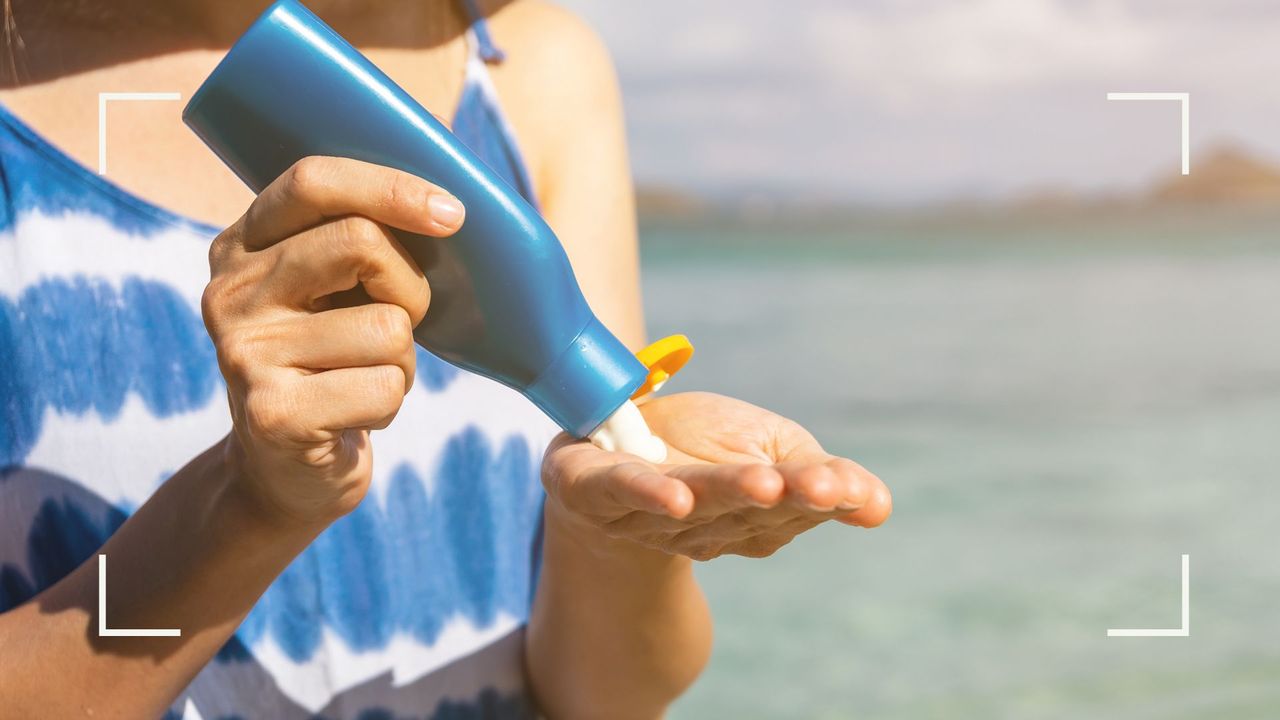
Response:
[215,434,335,540]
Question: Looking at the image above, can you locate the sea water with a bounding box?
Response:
[645,207,1280,720]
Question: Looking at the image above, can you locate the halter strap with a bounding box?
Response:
[459,0,506,64]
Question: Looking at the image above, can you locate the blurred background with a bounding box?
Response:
[560,1,1280,718]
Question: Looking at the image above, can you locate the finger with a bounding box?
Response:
[663,463,785,518]
[836,476,893,528]
[823,457,876,510]
[299,365,408,432]
[789,455,893,527]
[263,303,417,392]
[571,462,693,519]
[240,365,407,444]
[238,156,464,248]
[774,461,844,512]
[266,216,432,324]
[545,441,693,520]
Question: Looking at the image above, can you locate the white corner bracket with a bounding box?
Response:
[1106,92,1190,175]
[1106,554,1190,638]
[97,92,182,176]
[98,554,181,638]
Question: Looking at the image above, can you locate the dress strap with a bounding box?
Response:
[459,0,506,64]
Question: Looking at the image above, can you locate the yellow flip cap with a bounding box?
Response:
[631,334,694,399]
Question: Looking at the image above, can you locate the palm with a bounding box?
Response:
[642,392,812,467]
[542,392,891,561]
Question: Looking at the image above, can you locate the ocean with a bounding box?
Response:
[641,207,1280,719]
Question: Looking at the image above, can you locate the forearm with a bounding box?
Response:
[0,437,324,719]
[526,501,712,719]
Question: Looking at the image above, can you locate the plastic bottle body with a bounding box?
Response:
[183,0,648,438]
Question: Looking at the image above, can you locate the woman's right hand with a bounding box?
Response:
[201,156,465,526]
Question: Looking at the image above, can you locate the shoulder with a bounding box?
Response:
[485,0,615,77]
[481,1,621,118]
[477,1,625,188]
[476,1,624,193]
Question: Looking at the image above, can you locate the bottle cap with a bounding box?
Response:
[631,334,695,399]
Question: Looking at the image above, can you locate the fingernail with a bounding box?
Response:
[428,193,465,229]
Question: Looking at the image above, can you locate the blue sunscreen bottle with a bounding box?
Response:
[184,0,667,460]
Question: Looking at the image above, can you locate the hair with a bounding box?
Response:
[2,0,25,85]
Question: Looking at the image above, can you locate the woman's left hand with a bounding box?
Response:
[541,392,892,560]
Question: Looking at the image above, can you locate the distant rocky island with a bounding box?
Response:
[1149,145,1280,204]
[636,142,1280,225]
[634,185,709,220]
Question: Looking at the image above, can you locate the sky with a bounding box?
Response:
[557,0,1280,203]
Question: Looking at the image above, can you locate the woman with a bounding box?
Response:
[0,1,891,717]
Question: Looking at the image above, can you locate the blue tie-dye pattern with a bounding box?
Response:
[0,448,543,710]
[0,276,220,467]
[451,83,537,211]
[0,105,216,237]
[164,699,533,720]
[0,256,541,666]
[0,471,127,611]
[233,428,542,662]
[352,688,532,720]
[0,279,546,704]
[416,345,461,391]
[1,8,548,715]
[0,277,471,468]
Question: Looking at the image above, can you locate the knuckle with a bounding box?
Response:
[691,546,720,562]
[737,542,779,559]
[556,489,587,517]
[401,342,418,389]
[678,541,721,562]
[243,387,294,440]
[208,229,235,269]
[199,279,227,331]
[215,327,257,378]
[336,216,387,257]
[384,171,430,214]
[371,364,407,404]
[407,276,431,325]
[368,303,413,353]
[842,479,871,508]
[282,157,330,203]
[540,452,572,498]
[201,274,251,339]
[797,465,839,497]
[369,369,408,419]
[741,465,783,501]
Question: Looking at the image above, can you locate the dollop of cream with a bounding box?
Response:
[588,399,667,463]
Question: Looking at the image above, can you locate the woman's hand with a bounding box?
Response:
[542,391,892,560]
[202,156,465,526]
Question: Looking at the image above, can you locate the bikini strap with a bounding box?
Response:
[460,0,507,64]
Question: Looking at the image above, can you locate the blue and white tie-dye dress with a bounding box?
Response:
[0,16,558,720]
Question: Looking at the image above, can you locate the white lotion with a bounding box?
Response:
[589,399,667,463]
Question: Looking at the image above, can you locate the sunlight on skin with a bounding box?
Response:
[542,392,892,561]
